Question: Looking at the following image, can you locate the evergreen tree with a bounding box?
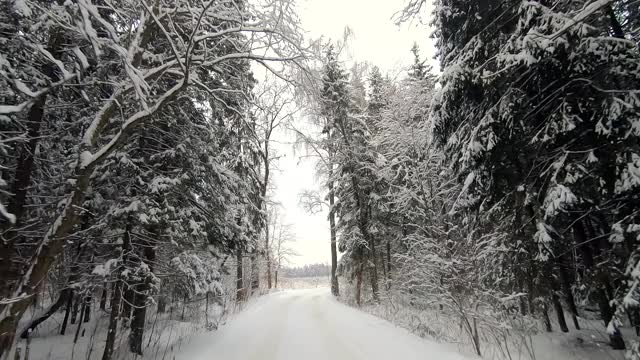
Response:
[431,0,640,349]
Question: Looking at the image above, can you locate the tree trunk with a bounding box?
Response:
[527,274,535,315]
[519,293,527,316]
[60,292,74,335]
[355,189,378,302]
[557,260,580,330]
[546,266,569,333]
[181,295,187,321]
[261,139,272,290]
[472,315,481,356]
[628,309,640,336]
[24,333,31,360]
[355,263,363,307]
[122,286,133,320]
[328,180,339,297]
[250,253,259,292]
[266,218,272,289]
[157,296,167,314]
[380,251,387,285]
[102,225,132,360]
[205,292,210,326]
[101,277,122,360]
[367,235,380,302]
[551,292,569,332]
[236,248,244,303]
[70,295,80,325]
[83,295,91,323]
[386,240,391,275]
[73,301,86,343]
[542,301,552,332]
[129,290,147,355]
[20,288,72,338]
[99,284,108,311]
[266,252,272,289]
[129,230,155,355]
[574,222,625,348]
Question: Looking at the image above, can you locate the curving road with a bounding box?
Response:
[176,288,469,360]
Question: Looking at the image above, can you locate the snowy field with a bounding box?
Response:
[276,276,330,289]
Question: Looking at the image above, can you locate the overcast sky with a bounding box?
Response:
[270,0,438,267]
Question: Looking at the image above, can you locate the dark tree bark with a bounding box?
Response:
[99,284,108,311]
[557,260,580,330]
[328,180,339,297]
[527,275,535,316]
[367,235,380,301]
[101,278,122,360]
[358,199,378,302]
[574,222,625,349]
[157,296,167,314]
[129,231,155,355]
[73,301,86,343]
[250,253,259,292]
[20,288,72,338]
[102,224,132,360]
[60,292,74,335]
[386,240,391,275]
[122,286,134,320]
[70,295,80,325]
[380,252,387,282]
[519,298,527,316]
[355,262,363,307]
[83,295,91,323]
[542,301,552,332]
[551,292,569,333]
[546,264,569,333]
[236,248,244,303]
[181,295,187,321]
[265,213,272,290]
[129,290,147,355]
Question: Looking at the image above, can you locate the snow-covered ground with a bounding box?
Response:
[16,294,228,360]
[18,285,622,360]
[352,293,627,360]
[175,287,471,360]
[276,276,329,289]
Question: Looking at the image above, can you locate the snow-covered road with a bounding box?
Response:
[176,288,470,360]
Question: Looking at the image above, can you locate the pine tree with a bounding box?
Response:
[432,0,640,349]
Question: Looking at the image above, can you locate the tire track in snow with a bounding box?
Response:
[310,293,367,360]
[246,294,297,360]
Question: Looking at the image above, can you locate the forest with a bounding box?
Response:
[1,0,639,359]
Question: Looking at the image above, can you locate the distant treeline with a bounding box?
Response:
[280,264,330,278]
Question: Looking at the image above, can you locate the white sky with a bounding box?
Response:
[271,0,438,266]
